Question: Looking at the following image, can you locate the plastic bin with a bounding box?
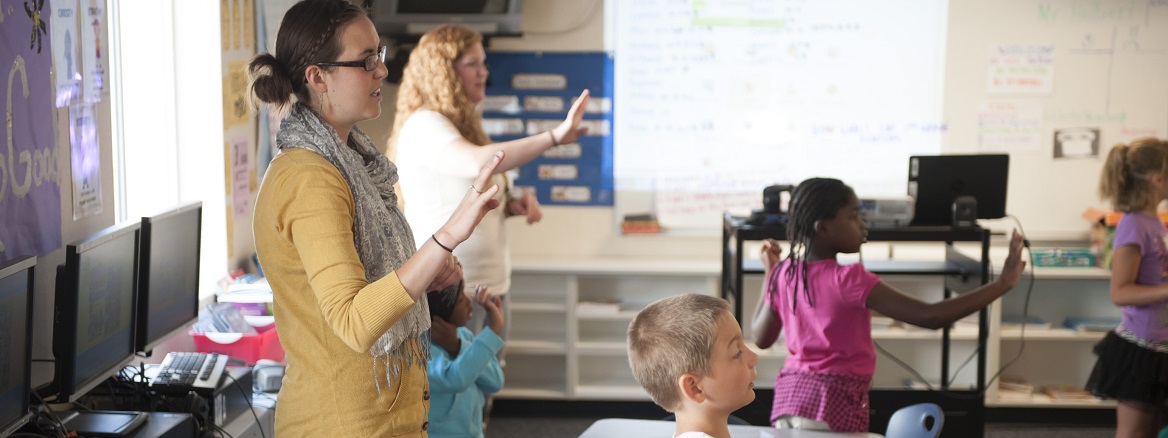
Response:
[191,323,284,364]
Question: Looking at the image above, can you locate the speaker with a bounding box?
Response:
[953,196,977,228]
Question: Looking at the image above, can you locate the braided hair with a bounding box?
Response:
[776,177,856,310]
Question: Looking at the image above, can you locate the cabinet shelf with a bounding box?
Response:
[508,340,568,354]
[574,385,649,400]
[873,327,981,340]
[511,302,568,313]
[576,310,638,320]
[987,395,1115,408]
[575,341,628,355]
[496,387,569,399]
[999,329,1108,341]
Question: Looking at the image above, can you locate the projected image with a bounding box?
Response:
[614,0,948,228]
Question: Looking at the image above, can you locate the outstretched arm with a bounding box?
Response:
[751,239,783,348]
[868,230,1027,330]
[433,90,591,176]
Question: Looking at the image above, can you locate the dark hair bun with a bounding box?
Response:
[247,53,296,107]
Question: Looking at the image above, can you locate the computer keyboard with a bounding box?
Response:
[150,352,227,393]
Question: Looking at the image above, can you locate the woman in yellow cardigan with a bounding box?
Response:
[247,1,504,436]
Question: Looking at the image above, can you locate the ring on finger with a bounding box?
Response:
[469,184,483,194]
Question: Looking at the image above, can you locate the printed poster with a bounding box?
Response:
[70,104,102,219]
[988,44,1054,94]
[0,0,63,264]
[80,0,107,103]
[977,100,1044,152]
[51,0,81,107]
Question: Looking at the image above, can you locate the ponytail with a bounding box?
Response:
[1099,138,1168,212]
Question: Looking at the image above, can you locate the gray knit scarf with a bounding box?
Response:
[277,103,429,390]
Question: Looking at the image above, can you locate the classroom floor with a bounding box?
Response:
[484,416,1116,437]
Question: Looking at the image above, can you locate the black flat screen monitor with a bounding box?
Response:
[908,154,1009,226]
[136,202,202,355]
[53,222,139,403]
[0,256,35,438]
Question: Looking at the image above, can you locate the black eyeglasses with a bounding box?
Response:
[316,46,387,72]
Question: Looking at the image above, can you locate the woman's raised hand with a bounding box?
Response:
[435,151,504,246]
[551,89,591,146]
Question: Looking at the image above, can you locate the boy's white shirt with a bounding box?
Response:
[674,432,716,438]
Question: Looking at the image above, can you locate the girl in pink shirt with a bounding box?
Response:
[750,177,1026,433]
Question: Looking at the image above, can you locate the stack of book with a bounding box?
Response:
[1064,316,1121,333]
[998,377,1033,400]
[1041,385,1094,401]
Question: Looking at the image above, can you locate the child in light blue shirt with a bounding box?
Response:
[427,282,505,438]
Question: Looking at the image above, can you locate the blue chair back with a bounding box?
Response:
[886,402,944,438]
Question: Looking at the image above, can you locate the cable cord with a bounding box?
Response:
[29,391,68,438]
[983,215,1037,389]
[224,372,267,438]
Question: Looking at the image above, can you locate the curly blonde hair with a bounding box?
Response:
[388,24,490,159]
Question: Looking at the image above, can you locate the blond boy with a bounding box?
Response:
[627,294,760,438]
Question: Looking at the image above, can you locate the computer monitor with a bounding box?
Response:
[135,202,202,355]
[0,256,35,438]
[53,222,139,403]
[907,154,1010,226]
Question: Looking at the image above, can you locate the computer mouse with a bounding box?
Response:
[254,359,283,368]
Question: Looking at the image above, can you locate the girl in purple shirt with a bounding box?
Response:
[1088,137,1168,438]
[751,177,1026,433]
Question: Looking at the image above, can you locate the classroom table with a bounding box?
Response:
[578,419,885,437]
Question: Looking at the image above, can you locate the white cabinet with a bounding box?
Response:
[984,266,1118,409]
[498,258,718,401]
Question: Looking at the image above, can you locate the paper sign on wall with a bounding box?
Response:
[988,44,1054,94]
[977,100,1044,152]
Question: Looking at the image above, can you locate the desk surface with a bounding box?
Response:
[579,419,884,438]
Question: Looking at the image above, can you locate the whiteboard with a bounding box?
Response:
[612,0,1168,237]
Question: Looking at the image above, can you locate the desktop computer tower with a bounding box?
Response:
[158,366,254,430]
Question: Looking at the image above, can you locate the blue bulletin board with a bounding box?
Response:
[482,52,613,206]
